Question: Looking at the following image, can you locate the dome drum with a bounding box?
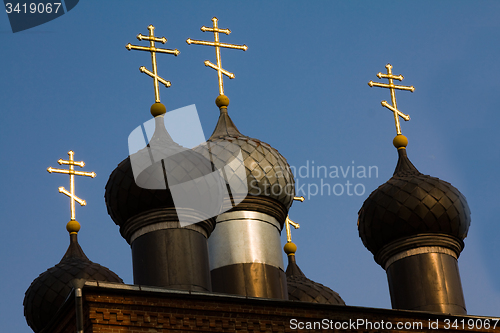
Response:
[131,225,212,291]
[208,210,288,299]
[386,247,466,314]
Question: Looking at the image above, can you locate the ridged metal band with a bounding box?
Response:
[208,210,284,271]
[123,208,216,244]
[375,233,464,269]
[384,246,458,270]
[225,194,289,229]
[130,221,209,244]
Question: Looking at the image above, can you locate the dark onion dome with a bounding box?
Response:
[358,135,471,256]
[193,95,295,223]
[24,223,123,333]
[105,105,221,242]
[284,242,345,305]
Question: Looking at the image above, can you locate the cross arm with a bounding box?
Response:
[139,67,172,87]
[200,26,231,35]
[59,187,87,206]
[58,159,85,167]
[204,61,235,79]
[126,44,180,56]
[287,218,300,229]
[137,34,167,44]
[73,170,96,178]
[186,38,248,51]
[48,167,70,174]
[377,72,404,81]
[368,81,415,92]
[381,101,410,121]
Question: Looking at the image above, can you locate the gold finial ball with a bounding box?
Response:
[393,134,408,149]
[150,102,167,117]
[284,241,297,255]
[66,220,81,234]
[215,95,230,108]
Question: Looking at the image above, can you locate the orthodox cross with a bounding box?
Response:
[285,196,305,243]
[47,151,96,222]
[126,25,180,103]
[368,64,415,135]
[186,17,247,96]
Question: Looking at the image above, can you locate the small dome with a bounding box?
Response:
[358,148,471,255]
[193,107,295,217]
[285,251,345,305]
[105,116,222,240]
[24,234,123,332]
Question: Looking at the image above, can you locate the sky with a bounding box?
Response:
[1,1,500,331]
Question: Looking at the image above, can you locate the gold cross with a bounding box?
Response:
[186,17,247,96]
[285,196,305,242]
[368,64,415,135]
[47,151,96,222]
[126,25,180,103]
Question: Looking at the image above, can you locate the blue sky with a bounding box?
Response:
[1,1,500,331]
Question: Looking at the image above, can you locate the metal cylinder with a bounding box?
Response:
[131,228,211,291]
[377,234,467,315]
[208,210,288,299]
[126,208,215,292]
[387,251,466,314]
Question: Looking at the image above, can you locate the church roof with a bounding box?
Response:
[193,102,296,222]
[105,114,218,241]
[358,146,471,256]
[284,243,345,306]
[23,233,123,333]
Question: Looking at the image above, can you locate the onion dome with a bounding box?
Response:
[358,135,471,257]
[24,222,123,333]
[193,96,295,223]
[105,104,221,242]
[284,242,345,305]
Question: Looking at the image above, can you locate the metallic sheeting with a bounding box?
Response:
[208,211,284,271]
[211,262,287,299]
[132,228,211,292]
[387,252,466,314]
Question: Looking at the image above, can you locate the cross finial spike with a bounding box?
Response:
[47,151,96,231]
[126,25,179,105]
[368,63,415,135]
[186,17,247,97]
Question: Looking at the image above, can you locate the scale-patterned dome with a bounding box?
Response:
[193,104,295,219]
[105,116,222,239]
[24,234,123,333]
[285,244,345,305]
[358,148,471,256]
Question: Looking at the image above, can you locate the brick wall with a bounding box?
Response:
[44,282,499,333]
